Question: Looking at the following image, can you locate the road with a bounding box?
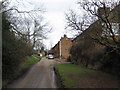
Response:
[7,57,60,88]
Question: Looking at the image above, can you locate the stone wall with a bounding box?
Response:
[52,35,73,59]
[60,35,73,59]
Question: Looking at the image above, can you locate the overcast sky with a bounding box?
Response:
[40,0,79,49]
[8,0,119,49]
[9,0,82,49]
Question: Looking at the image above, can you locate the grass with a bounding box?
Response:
[55,64,95,88]
[54,64,119,88]
[21,55,42,69]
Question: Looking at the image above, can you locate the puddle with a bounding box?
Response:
[49,66,57,88]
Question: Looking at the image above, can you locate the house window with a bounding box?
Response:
[102,23,120,36]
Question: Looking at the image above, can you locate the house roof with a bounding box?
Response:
[52,35,73,49]
[73,4,120,42]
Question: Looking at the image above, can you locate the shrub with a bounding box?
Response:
[100,46,120,75]
[2,12,33,85]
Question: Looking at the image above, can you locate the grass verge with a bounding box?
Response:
[20,55,42,69]
[55,64,119,88]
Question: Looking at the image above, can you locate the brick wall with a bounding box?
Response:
[52,42,59,58]
[60,35,73,59]
[52,35,73,59]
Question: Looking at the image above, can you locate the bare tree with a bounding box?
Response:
[65,0,120,45]
[66,1,120,70]
[65,6,98,37]
[1,0,52,49]
[65,10,86,36]
[19,17,52,49]
[78,1,120,51]
[66,0,120,52]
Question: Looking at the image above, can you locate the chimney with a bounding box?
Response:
[64,34,67,37]
[98,7,110,18]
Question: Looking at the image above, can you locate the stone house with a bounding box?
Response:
[71,4,120,68]
[74,4,120,47]
[51,35,73,59]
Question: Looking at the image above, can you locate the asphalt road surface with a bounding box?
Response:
[8,57,60,88]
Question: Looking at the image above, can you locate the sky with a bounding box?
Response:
[9,0,81,49]
[40,0,79,49]
[8,0,120,49]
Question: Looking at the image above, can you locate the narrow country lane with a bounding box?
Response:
[7,57,59,88]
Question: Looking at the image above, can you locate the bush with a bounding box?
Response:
[100,46,120,75]
[2,12,33,86]
[2,30,32,80]
[70,40,104,67]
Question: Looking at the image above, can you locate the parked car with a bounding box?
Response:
[48,54,54,59]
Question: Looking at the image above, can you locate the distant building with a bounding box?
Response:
[51,35,73,59]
